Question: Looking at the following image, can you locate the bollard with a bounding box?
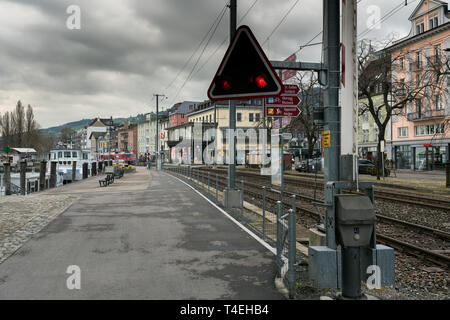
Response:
[72,161,77,182]
[82,163,88,179]
[20,161,26,195]
[216,174,218,202]
[276,201,282,277]
[262,186,266,241]
[443,163,449,186]
[39,161,47,191]
[241,180,244,220]
[208,172,210,194]
[92,162,97,176]
[50,162,57,188]
[288,208,296,299]
[292,195,296,216]
[4,162,11,196]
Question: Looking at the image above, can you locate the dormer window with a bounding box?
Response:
[416,22,424,34]
[429,16,438,29]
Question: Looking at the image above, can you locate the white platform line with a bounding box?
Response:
[165,172,277,256]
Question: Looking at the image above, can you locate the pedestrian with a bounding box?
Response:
[147,162,151,170]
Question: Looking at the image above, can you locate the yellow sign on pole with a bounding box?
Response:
[322,130,331,148]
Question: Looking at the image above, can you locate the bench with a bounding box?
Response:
[115,170,124,179]
[99,174,114,187]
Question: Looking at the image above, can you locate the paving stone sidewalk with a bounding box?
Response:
[0,194,79,264]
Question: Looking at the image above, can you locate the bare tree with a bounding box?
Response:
[358,39,446,179]
[287,71,322,172]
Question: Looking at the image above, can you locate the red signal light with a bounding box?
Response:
[222,79,232,91]
[255,75,268,89]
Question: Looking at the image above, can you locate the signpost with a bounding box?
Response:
[265,106,300,117]
[266,95,300,106]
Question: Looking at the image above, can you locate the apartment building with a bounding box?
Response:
[387,0,450,170]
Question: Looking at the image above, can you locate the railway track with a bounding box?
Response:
[198,167,450,212]
[180,167,450,268]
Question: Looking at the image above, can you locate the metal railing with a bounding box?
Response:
[163,164,297,298]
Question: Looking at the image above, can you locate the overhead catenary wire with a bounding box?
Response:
[262,0,301,47]
[167,5,228,107]
[358,0,418,38]
[192,0,261,78]
[161,3,229,100]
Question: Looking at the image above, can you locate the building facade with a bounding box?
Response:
[387,0,450,170]
[118,123,138,158]
[137,113,157,161]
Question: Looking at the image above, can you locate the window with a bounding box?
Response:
[249,113,254,122]
[435,45,441,63]
[400,57,405,70]
[416,99,422,116]
[416,22,424,34]
[255,113,261,122]
[398,127,408,137]
[72,152,78,158]
[436,95,442,110]
[58,152,62,158]
[237,113,242,122]
[209,115,212,122]
[362,129,369,143]
[416,51,422,68]
[415,124,445,136]
[430,16,438,29]
[64,152,71,158]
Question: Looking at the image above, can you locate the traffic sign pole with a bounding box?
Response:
[228,0,237,191]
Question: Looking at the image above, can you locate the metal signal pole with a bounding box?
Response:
[228,0,237,191]
[154,94,166,170]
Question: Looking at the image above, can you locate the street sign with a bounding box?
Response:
[266,95,300,106]
[3,146,11,154]
[281,84,300,95]
[322,130,331,148]
[265,106,300,117]
[207,25,282,101]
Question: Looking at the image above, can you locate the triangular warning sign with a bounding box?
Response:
[207,25,282,101]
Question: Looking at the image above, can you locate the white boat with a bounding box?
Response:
[49,148,92,183]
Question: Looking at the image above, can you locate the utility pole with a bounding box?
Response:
[322,0,341,250]
[228,0,237,190]
[154,94,166,170]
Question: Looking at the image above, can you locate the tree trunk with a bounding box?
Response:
[376,132,386,180]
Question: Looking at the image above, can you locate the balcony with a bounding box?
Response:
[407,109,445,121]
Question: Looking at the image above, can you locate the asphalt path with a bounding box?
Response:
[0,168,284,300]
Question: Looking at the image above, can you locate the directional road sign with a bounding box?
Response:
[281,84,300,95]
[265,106,300,117]
[266,95,300,106]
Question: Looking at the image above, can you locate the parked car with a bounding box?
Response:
[358,159,390,176]
[295,158,322,173]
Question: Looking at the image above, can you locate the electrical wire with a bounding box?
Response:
[167,5,228,107]
[192,0,261,78]
[358,0,418,38]
[262,0,301,47]
[161,3,229,97]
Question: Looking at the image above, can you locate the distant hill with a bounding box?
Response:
[41,114,147,136]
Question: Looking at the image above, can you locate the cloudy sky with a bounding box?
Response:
[0,0,422,128]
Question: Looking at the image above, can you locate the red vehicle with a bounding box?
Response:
[101,153,136,165]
